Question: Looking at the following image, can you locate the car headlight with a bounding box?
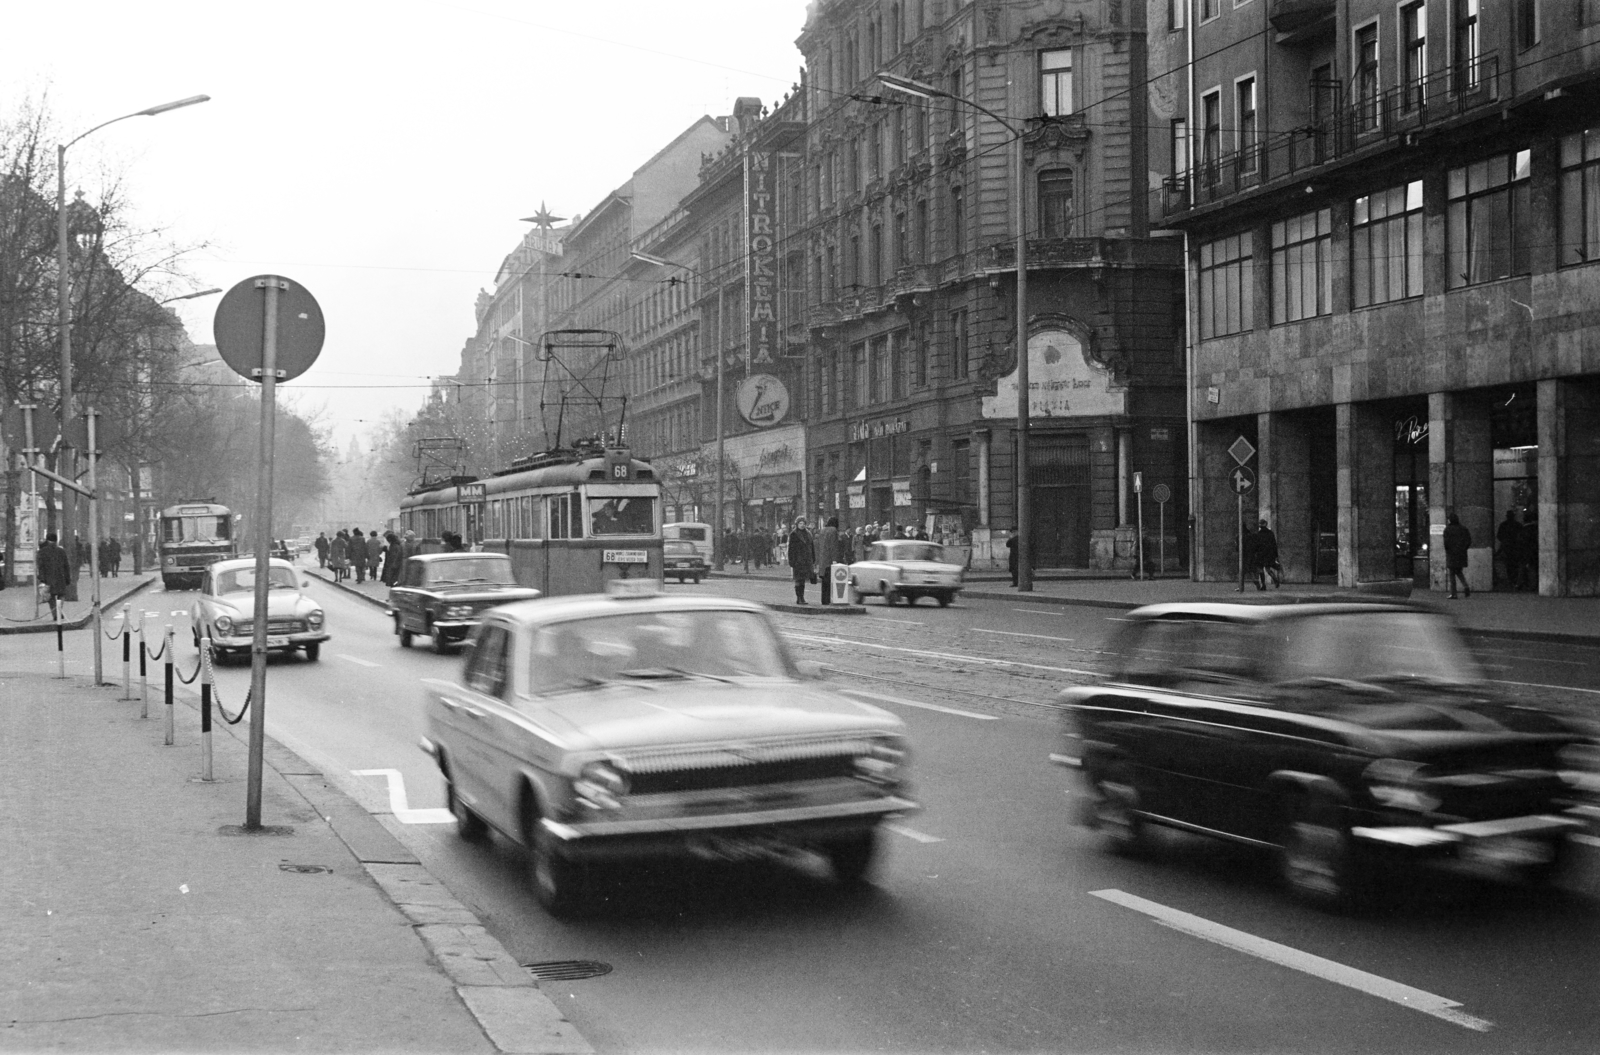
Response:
[213,615,233,635]
[306,609,324,630]
[854,738,906,785]
[1364,758,1441,812]
[443,604,473,619]
[575,761,630,810]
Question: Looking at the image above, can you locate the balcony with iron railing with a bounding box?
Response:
[1163,54,1501,218]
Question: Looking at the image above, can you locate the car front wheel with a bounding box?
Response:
[303,642,320,662]
[824,829,879,886]
[1091,763,1150,857]
[446,775,488,842]
[1280,796,1366,910]
[936,592,952,607]
[523,799,584,916]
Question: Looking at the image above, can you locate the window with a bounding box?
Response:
[1201,0,1218,20]
[950,185,965,254]
[1559,130,1600,266]
[895,211,908,272]
[1354,24,1380,132]
[1402,3,1428,110]
[1448,150,1531,287]
[870,335,891,403]
[1041,50,1073,116]
[1353,181,1424,306]
[848,137,861,195]
[1236,77,1259,171]
[915,199,929,262]
[1171,118,1190,180]
[892,330,909,399]
[1454,0,1480,91]
[951,309,969,380]
[870,223,884,286]
[1039,169,1075,237]
[1517,0,1538,48]
[869,122,883,181]
[852,342,868,407]
[1199,232,1254,339]
[914,324,930,388]
[1170,0,1186,30]
[1201,91,1222,184]
[848,233,861,289]
[1271,208,1332,324]
[464,626,510,698]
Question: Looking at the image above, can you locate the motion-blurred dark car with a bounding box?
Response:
[1054,598,1598,908]
[387,552,539,653]
[419,583,915,915]
[662,539,709,583]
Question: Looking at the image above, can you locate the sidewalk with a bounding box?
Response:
[0,571,159,634]
[0,666,589,1051]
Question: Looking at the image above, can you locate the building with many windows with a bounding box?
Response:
[1162,0,1600,594]
[798,0,1188,569]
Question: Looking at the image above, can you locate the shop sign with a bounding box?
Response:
[849,417,911,442]
[848,493,866,508]
[746,151,776,367]
[735,373,790,427]
[1493,447,1538,479]
[982,329,1125,420]
[1395,415,1429,445]
[892,479,912,507]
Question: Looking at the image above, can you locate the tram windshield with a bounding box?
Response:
[163,515,231,543]
[588,496,656,536]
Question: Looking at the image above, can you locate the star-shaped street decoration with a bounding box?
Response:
[520,201,565,229]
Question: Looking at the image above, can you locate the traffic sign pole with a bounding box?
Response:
[245,279,281,831]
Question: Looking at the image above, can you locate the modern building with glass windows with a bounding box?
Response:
[1161,0,1600,595]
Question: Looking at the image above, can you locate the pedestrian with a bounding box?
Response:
[1255,518,1281,589]
[1518,511,1539,590]
[367,530,382,579]
[817,516,841,604]
[314,531,330,569]
[787,516,817,604]
[380,531,402,586]
[1443,513,1472,599]
[1496,509,1524,590]
[348,528,368,583]
[37,531,71,620]
[330,530,349,581]
[108,536,122,577]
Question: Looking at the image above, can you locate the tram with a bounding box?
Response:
[158,502,238,590]
[398,442,663,596]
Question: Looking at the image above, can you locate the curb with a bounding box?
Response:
[307,567,391,611]
[0,575,158,634]
[158,658,593,1054]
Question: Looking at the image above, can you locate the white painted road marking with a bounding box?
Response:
[337,653,380,668]
[1575,834,1600,848]
[1490,678,1600,696]
[974,628,1075,643]
[351,768,453,824]
[839,686,999,721]
[886,823,944,843]
[1011,608,1066,615]
[790,631,1099,677]
[1091,889,1493,1033]
[871,617,926,626]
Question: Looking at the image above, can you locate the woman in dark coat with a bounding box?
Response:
[787,517,816,604]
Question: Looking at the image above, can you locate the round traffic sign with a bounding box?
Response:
[213,275,325,383]
[1151,483,1171,504]
[1228,465,1256,495]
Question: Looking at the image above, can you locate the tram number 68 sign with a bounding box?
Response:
[1228,465,1256,496]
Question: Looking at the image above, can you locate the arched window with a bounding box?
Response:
[1039,169,1075,238]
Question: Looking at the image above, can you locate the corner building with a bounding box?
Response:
[1163,0,1600,594]
[797,0,1188,569]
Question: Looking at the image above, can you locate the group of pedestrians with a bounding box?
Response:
[1495,508,1540,590]
[312,528,412,587]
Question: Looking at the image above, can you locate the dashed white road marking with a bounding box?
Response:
[1011,607,1066,615]
[839,686,999,720]
[871,617,926,626]
[337,653,380,668]
[974,628,1075,643]
[790,631,1098,677]
[351,768,453,824]
[1091,889,1493,1033]
[1574,834,1600,848]
[886,823,944,843]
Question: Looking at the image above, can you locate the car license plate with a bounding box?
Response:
[267,635,290,647]
[604,549,647,563]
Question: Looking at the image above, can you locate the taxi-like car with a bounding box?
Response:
[662,539,709,584]
[388,552,540,654]
[419,583,917,915]
[847,540,964,607]
[1056,598,1599,909]
[191,557,328,662]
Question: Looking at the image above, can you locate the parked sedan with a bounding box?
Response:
[1055,598,1598,909]
[847,540,964,606]
[662,539,709,583]
[191,557,328,661]
[388,552,540,653]
[419,583,917,915]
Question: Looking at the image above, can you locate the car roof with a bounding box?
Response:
[486,592,768,628]
[1127,596,1438,622]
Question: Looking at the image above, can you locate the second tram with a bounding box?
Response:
[398,443,662,596]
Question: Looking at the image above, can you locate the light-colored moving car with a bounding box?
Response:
[419,583,917,915]
[847,540,964,607]
[191,557,328,661]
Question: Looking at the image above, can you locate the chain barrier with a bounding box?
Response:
[102,615,126,641]
[206,642,251,725]
[174,650,204,685]
[143,636,169,662]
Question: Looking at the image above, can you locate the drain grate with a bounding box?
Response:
[522,960,613,981]
[279,863,332,875]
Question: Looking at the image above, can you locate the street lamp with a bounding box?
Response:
[159,287,223,305]
[56,93,210,622]
[879,73,1033,590]
[630,250,729,570]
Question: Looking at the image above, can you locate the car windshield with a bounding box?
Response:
[890,543,945,562]
[1265,611,1484,686]
[426,558,515,585]
[527,609,788,693]
[663,541,696,555]
[216,567,297,593]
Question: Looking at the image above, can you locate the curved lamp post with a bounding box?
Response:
[879,73,1032,590]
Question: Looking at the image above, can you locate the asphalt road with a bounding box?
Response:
[84,573,1600,1054]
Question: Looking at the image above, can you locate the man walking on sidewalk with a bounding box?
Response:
[1444,513,1472,599]
[37,532,70,620]
[787,517,816,605]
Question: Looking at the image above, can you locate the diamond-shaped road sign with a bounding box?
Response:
[1228,435,1256,465]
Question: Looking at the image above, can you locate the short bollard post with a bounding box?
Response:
[139,618,150,719]
[55,606,65,680]
[200,641,214,781]
[120,604,133,700]
[164,625,176,747]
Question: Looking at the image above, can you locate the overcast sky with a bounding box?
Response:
[4,0,811,452]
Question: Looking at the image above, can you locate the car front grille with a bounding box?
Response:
[615,735,870,795]
[233,619,306,635]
